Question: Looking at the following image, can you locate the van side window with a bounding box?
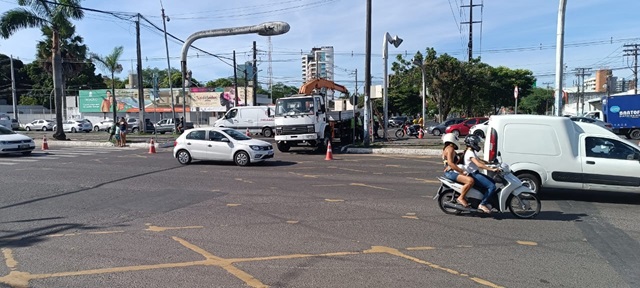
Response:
[226,109,237,119]
[585,137,637,160]
[186,130,206,140]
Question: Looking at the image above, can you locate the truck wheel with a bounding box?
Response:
[628,129,640,140]
[277,142,290,152]
[262,127,273,137]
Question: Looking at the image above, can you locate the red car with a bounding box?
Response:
[445,117,489,137]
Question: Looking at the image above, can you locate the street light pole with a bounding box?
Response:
[554,0,568,116]
[179,22,290,120]
[161,5,177,128]
[413,59,426,128]
[382,32,402,139]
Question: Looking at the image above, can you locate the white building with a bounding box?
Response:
[301,46,334,82]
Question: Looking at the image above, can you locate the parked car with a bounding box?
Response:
[445,117,489,137]
[156,118,194,134]
[173,127,274,166]
[94,119,114,132]
[427,118,465,136]
[469,120,489,138]
[484,115,640,194]
[389,116,408,127]
[54,120,92,133]
[11,119,20,130]
[568,116,613,131]
[24,119,54,131]
[0,125,35,155]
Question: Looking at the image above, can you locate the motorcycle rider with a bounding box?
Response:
[441,133,474,207]
[463,135,500,213]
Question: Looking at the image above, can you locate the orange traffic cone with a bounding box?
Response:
[246,127,251,136]
[148,138,156,154]
[325,141,334,160]
[418,128,424,139]
[42,135,49,151]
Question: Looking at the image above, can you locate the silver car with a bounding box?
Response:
[54,120,93,133]
[25,119,54,131]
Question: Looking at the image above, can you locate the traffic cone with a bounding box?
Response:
[148,138,156,154]
[41,135,49,151]
[418,128,424,139]
[325,141,334,160]
[246,127,251,136]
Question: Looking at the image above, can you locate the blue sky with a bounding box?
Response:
[1,0,639,93]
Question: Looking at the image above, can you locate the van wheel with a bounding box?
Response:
[277,142,290,152]
[262,127,273,137]
[628,129,640,140]
[517,173,541,194]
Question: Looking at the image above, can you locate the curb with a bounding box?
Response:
[346,147,441,156]
[34,139,174,149]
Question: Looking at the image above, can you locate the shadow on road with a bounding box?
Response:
[0,223,128,248]
[190,160,297,167]
[540,189,640,205]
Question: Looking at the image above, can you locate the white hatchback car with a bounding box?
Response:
[0,125,35,155]
[469,120,489,139]
[174,127,274,166]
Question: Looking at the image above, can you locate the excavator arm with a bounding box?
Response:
[299,78,349,95]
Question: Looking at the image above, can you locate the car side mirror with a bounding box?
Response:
[320,105,326,113]
[221,138,230,142]
[267,109,272,117]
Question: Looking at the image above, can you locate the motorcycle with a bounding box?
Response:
[395,122,422,138]
[434,154,541,219]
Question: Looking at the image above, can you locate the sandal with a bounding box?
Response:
[456,198,470,208]
[478,204,491,214]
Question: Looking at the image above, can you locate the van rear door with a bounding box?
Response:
[581,135,640,192]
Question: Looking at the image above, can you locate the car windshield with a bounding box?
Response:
[0,126,15,134]
[223,128,251,140]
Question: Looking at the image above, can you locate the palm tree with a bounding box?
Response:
[0,0,84,140]
[90,46,123,125]
[36,24,87,119]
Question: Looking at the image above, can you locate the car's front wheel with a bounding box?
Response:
[41,127,47,131]
[94,126,99,132]
[176,150,192,165]
[71,127,77,133]
[234,151,250,166]
[432,129,441,136]
[131,128,138,133]
[26,127,31,131]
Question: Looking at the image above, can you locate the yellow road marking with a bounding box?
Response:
[350,183,392,191]
[313,184,345,187]
[48,231,124,238]
[516,241,538,246]
[402,216,419,220]
[286,221,299,224]
[456,245,473,248]
[144,225,204,232]
[407,177,441,184]
[373,172,383,175]
[324,199,344,202]
[227,204,241,207]
[363,246,503,288]
[88,231,125,235]
[2,249,18,271]
[406,247,435,251]
[288,172,318,178]
[211,189,220,192]
[338,167,366,173]
[405,213,416,216]
[385,164,401,167]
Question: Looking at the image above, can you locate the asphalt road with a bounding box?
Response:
[1,146,639,288]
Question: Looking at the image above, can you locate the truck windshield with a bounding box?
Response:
[275,97,314,116]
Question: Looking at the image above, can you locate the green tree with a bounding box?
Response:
[0,54,32,106]
[205,78,233,88]
[1,0,85,140]
[270,82,298,102]
[519,87,554,115]
[90,46,124,122]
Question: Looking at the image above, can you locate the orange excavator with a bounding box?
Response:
[298,78,349,96]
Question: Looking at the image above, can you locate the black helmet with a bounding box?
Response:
[464,135,481,152]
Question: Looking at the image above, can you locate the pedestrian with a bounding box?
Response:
[177,117,184,134]
[114,125,121,147]
[373,112,381,139]
[351,111,363,142]
[119,117,128,147]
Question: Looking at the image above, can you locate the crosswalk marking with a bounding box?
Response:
[0,147,130,166]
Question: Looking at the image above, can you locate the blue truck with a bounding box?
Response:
[584,94,640,140]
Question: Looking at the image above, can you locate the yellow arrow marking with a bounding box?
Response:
[2,248,18,271]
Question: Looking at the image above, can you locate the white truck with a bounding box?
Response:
[274,79,356,152]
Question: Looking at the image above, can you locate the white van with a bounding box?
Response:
[214,106,275,137]
[483,115,640,194]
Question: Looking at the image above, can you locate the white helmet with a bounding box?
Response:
[442,133,459,148]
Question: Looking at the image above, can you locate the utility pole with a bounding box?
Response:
[233,50,238,107]
[363,0,372,146]
[10,55,18,122]
[244,69,248,106]
[353,68,357,144]
[161,3,176,128]
[135,14,145,133]
[623,43,639,94]
[460,0,482,115]
[554,0,568,116]
[252,41,258,106]
[574,68,591,115]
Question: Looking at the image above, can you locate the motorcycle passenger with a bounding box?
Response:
[463,135,500,213]
[441,133,474,207]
